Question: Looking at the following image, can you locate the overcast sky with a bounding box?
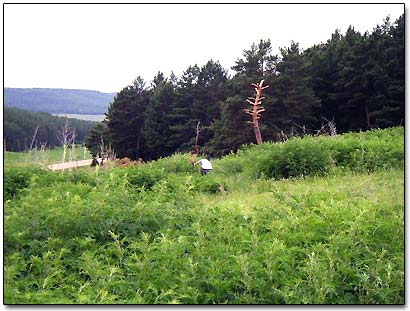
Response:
[4,3,404,93]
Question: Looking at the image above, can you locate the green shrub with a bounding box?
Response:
[328,128,404,172]
[64,170,98,186]
[192,175,228,194]
[150,153,195,174]
[4,167,99,201]
[218,127,404,179]
[240,137,333,179]
[4,166,45,200]
[216,153,244,174]
[117,166,165,190]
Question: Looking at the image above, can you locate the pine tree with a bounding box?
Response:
[142,72,176,160]
[207,40,277,156]
[85,122,110,157]
[168,62,228,155]
[332,27,373,130]
[379,15,404,127]
[305,16,404,132]
[105,77,149,159]
[269,41,321,134]
[304,30,343,128]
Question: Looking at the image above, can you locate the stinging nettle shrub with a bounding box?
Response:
[328,127,404,172]
[5,166,101,201]
[117,165,165,190]
[150,153,196,174]
[216,152,244,175]
[4,167,36,200]
[228,126,403,179]
[192,175,228,194]
[257,137,333,179]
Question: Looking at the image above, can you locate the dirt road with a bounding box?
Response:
[47,158,102,171]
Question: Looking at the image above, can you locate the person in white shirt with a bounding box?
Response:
[194,158,213,175]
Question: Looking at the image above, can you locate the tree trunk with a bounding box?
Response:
[245,80,269,145]
[364,103,371,129]
[254,121,263,145]
[136,132,141,159]
[195,121,200,154]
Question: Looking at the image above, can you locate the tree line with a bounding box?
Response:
[4,107,96,152]
[86,15,404,160]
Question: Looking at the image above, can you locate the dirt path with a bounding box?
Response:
[47,158,102,171]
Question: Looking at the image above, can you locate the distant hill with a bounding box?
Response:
[4,88,116,115]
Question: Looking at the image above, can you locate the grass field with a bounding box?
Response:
[4,145,92,168]
[4,127,404,304]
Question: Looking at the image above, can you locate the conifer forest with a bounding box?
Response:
[85,15,404,161]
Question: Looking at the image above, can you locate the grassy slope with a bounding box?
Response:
[4,169,404,304]
[4,146,92,168]
[4,128,404,304]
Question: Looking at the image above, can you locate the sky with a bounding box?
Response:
[3,3,405,94]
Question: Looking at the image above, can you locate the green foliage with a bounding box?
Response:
[102,15,403,160]
[229,127,403,179]
[119,166,165,190]
[216,152,244,175]
[150,153,196,174]
[4,166,43,200]
[85,123,111,157]
[4,166,98,201]
[269,41,321,131]
[105,77,149,159]
[254,137,332,179]
[329,128,404,171]
[306,16,404,132]
[4,127,404,304]
[4,145,93,168]
[4,107,96,152]
[191,175,227,194]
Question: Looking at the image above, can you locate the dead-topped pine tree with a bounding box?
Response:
[245,79,269,145]
[194,120,200,155]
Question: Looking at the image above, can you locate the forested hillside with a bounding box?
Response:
[90,15,404,161]
[4,107,96,152]
[4,88,116,114]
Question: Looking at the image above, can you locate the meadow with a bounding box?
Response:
[4,145,92,168]
[4,127,404,304]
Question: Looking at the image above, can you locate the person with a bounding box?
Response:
[194,157,213,175]
[90,156,99,167]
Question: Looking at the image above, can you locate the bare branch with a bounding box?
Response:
[194,120,201,154]
[30,125,40,150]
[245,79,269,145]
